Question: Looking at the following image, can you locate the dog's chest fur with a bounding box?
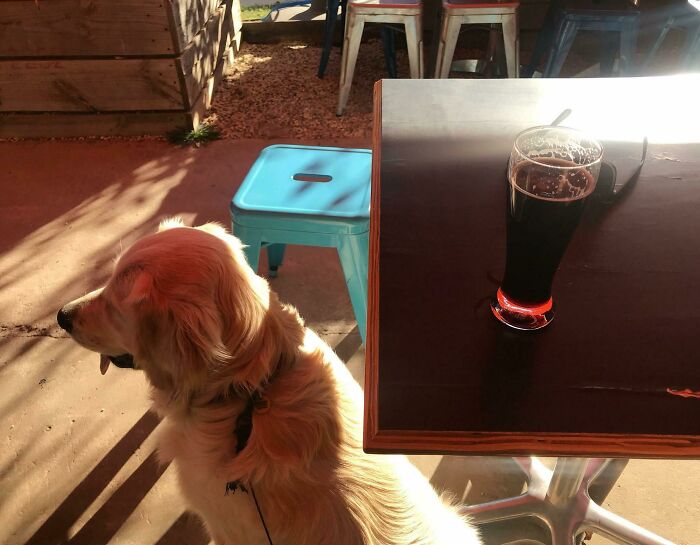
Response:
[157,413,271,545]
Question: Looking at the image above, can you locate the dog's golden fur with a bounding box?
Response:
[59,219,482,545]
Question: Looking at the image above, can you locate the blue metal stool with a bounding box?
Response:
[230,145,371,343]
[524,0,639,77]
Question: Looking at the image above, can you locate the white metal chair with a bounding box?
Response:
[337,0,424,116]
[434,0,519,78]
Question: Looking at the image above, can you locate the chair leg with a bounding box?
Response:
[501,13,520,78]
[641,18,672,71]
[522,0,563,77]
[381,26,398,78]
[682,23,700,70]
[232,224,263,274]
[318,0,342,77]
[404,14,424,79]
[337,233,369,344]
[340,0,348,53]
[600,30,618,76]
[266,243,286,277]
[337,10,365,116]
[618,20,639,76]
[543,18,578,77]
[433,9,448,78]
[435,14,461,78]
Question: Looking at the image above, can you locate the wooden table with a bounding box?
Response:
[365,75,700,459]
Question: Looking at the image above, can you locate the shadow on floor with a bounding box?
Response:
[23,408,211,545]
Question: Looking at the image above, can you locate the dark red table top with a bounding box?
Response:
[365,76,700,458]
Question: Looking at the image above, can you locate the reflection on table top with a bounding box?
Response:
[364,75,700,458]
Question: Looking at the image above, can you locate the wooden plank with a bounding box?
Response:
[186,30,237,129]
[169,0,223,54]
[0,0,174,57]
[177,0,234,109]
[231,0,243,50]
[0,111,188,138]
[0,59,184,112]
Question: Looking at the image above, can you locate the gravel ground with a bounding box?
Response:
[205,40,503,140]
[206,40,403,140]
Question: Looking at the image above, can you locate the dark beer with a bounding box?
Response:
[501,157,596,306]
[492,126,602,330]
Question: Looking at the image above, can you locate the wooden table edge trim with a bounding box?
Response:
[364,429,700,458]
[364,79,383,452]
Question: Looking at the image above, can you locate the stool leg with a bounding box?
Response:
[433,9,448,78]
[427,6,444,77]
[523,0,562,77]
[404,14,424,79]
[266,243,286,278]
[337,233,369,343]
[232,224,263,274]
[682,23,700,70]
[543,18,578,77]
[337,10,365,116]
[641,18,673,71]
[318,0,342,77]
[340,0,348,52]
[618,20,639,76]
[501,12,520,78]
[600,30,618,76]
[435,14,461,78]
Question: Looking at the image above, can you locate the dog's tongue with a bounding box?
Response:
[100,354,110,375]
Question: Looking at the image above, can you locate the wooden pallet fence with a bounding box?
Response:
[0,0,242,138]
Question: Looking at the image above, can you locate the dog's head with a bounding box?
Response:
[57,219,302,402]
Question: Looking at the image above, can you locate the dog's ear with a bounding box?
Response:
[125,269,153,304]
[111,265,153,304]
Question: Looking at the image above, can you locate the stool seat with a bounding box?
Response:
[562,0,634,13]
[350,0,421,7]
[444,1,518,8]
[231,145,372,342]
[233,145,371,223]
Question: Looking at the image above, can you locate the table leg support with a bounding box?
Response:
[584,500,677,545]
[460,493,542,525]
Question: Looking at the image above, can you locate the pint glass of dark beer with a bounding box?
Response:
[491,126,603,330]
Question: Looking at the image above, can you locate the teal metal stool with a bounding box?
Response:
[230,145,371,343]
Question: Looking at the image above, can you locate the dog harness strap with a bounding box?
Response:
[234,396,255,454]
[234,390,272,453]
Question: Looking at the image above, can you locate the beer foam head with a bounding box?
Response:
[511,126,603,202]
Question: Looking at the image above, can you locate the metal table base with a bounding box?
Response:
[460,457,675,545]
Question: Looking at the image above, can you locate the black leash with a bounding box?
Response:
[224,390,274,545]
[250,483,274,545]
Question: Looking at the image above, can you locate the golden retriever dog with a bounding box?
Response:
[57,219,482,545]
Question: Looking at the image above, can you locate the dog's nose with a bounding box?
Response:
[57,307,73,333]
